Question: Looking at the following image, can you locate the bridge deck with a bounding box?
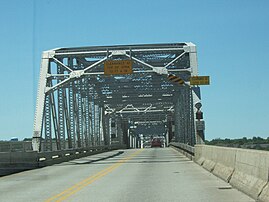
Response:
[0,148,253,202]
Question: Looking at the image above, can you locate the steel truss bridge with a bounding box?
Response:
[32,43,204,152]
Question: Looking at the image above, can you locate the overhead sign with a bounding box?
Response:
[190,76,210,85]
[104,60,132,75]
[196,121,205,131]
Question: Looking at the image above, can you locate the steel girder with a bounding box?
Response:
[32,43,203,151]
[174,88,196,145]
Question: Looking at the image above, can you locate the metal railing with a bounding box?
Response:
[169,142,195,158]
[0,144,126,176]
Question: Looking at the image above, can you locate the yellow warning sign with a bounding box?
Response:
[190,76,210,85]
[104,60,133,75]
[168,74,185,85]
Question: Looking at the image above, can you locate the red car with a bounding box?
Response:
[151,138,162,147]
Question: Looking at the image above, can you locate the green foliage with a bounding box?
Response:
[205,136,269,151]
[23,138,32,141]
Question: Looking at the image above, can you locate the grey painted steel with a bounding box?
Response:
[32,43,205,151]
[32,53,50,151]
[0,148,253,202]
[169,142,195,159]
[174,88,196,145]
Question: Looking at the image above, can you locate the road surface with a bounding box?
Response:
[0,148,254,202]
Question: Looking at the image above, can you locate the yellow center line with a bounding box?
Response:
[45,149,143,202]
[45,163,119,202]
[56,159,125,202]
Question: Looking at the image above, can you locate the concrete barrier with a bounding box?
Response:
[0,141,33,152]
[196,146,216,172]
[212,147,236,182]
[194,145,269,201]
[229,149,269,201]
[194,145,204,165]
[0,151,38,176]
[259,184,269,202]
[0,152,11,164]
[195,145,237,182]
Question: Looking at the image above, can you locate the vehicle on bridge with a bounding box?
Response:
[151,137,163,147]
[143,140,151,148]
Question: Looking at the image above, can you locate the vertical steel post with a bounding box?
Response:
[32,51,51,151]
[77,85,83,147]
[69,81,76,148]
[57,60,66,150]
[44,94,52,151]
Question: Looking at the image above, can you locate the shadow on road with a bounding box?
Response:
[68,151,125,165]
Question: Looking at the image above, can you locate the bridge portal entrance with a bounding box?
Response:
[32,43,204,151]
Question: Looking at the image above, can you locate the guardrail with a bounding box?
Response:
[169,142,195,159]
[37,144,125,166]
[0,144,126,176]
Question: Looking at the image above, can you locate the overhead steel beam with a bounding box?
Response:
[32,43,204,151]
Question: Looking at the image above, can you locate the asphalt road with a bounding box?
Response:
[0,148,254,202]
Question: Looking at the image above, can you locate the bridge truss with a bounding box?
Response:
[32,43,204,151]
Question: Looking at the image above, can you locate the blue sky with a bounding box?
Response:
[0,0,268,140]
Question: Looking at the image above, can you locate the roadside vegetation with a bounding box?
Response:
[205,136,269,151]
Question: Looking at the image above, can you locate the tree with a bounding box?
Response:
[23,138,32,141]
